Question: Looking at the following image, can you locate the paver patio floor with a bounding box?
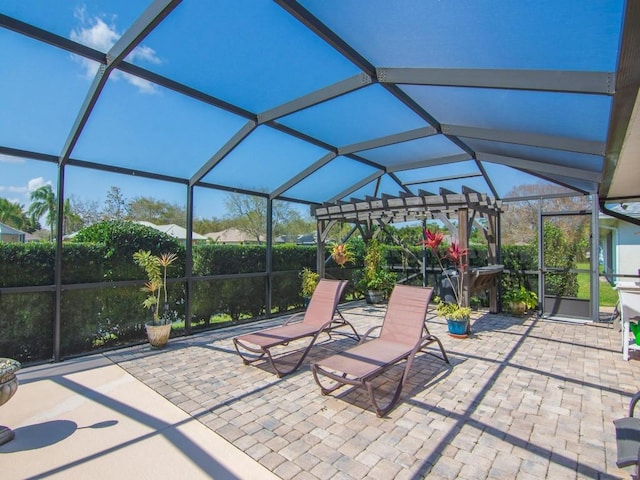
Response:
[101,301,640,479]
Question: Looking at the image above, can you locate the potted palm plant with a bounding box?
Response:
[133,250,178,348]
[423,229,472,337]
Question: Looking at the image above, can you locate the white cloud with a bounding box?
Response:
[70,8,161,94]
[27,177,53,192]
[0,154,26,164]
[71,15,119,52]
[0,177,51,204]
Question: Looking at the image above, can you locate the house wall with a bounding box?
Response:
[617,222,640,276]
[0,233,24,243]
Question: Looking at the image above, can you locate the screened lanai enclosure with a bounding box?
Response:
[1,1,640,363]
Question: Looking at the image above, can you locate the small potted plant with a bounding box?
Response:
[504,286,538,315]
[133,249,178,348]
[299,267,320,306]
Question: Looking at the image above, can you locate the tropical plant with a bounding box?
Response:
[422,229,471,319]
[299,267,320,298]
[331,243,354,268]
[359,239,397,297]
[133,250,178,325]
[504,285,538,311]
[0,198,30,230]
[28,185,57,241]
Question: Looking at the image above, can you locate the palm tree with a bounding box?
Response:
[0,197,27,229]
[28,185,57,241]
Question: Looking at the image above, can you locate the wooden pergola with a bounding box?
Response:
[312,188,504,312]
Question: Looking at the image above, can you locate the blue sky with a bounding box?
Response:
[0,1,621,221]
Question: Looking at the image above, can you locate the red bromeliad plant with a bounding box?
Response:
[422,229,472,319]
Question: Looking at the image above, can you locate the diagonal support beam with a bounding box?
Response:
[377,67,615,95]
[258,74,372,123]
[403,172,482,186]
[190,120,257,186]
[58,0,181,167]
[387,154,471,173]
[443,124,605,155]
[338,126,438,155]
[477,152,601,182]
[270,152,337,199]
[107,0,181,67]
[329,170,384,204]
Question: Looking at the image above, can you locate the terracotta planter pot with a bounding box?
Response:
[145,322,171,348]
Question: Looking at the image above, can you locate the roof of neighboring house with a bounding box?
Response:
[137,221,207,240]
[0,222,27,235]
[275,233,317,244]
[205,228,263,243]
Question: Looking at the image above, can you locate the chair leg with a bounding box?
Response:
[365,369,409,418]
[424,335,450,364]
[312,364,348,394]
[233,338,267,365]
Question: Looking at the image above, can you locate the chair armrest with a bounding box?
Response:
[282,312,304,326]
[358,325,382,345]
[629,391,640,417]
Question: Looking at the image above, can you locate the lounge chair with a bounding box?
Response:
[614,391,640,478]
[311,284,449,417]
[233,279,359,377]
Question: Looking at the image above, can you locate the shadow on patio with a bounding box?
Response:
[1,301,638,480]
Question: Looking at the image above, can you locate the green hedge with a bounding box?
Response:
[0,222,563,363]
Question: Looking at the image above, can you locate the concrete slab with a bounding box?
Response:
[0,356,279,480]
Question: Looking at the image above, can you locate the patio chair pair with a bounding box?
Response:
[233,280,449,416]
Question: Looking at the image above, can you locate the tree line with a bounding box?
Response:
[0,185,316,242]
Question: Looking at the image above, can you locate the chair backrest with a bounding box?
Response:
[303,279,348,327]
[379,285,433,346]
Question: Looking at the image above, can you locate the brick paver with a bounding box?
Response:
[106,302,638,479]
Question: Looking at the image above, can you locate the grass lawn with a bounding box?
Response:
[576,262,618,307]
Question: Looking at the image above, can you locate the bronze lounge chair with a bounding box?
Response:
[233,279,359,377]
[311,284,449,417]
[614,390,640,478]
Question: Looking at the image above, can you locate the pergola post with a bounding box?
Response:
[317,220,326,278]
[487,212,499,313]
[458,207,470,308]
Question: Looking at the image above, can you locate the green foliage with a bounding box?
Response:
[434,296,472,320]
[61,243,108,283]
[0,242,55,286]
[127,197,186,226]
[0,291,54,362]
[299,267,319,297]
[500,244,538,295]
[192,243,266,275]
[0,197,35,231]
[28,185,56,241]
[543,221,578,296]
[133,250,178,325]
[72,220,184,280]
[503,286,538,310]
[358,239,397,296]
